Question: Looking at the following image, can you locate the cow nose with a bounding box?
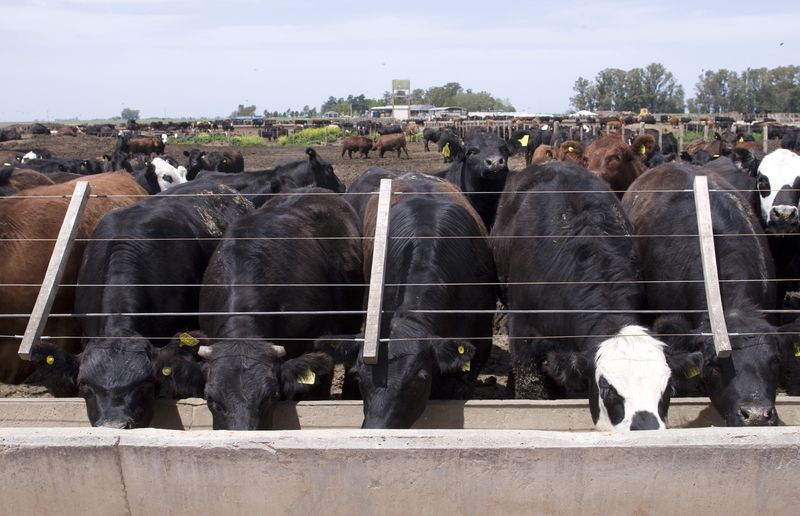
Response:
[485,156,506,170]
[629,411,662,431]
[770,205,798,222]
[97,419,134,429]
[738,404,776,426]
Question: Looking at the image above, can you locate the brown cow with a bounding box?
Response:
[56,126,78,137]
[120,135,165,155]
[532,144,556,164]
[0,168,54,195]
[0,172,147,383]
[341,136,373,159]
[584,134,649,197]
[0,151,24,167]
[556,140,587,166]
[372,133,409,158]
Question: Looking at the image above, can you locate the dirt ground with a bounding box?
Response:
[1,134,528,399]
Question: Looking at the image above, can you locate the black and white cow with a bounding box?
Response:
[623,162,800,426]
[317,173,497,428]
[196,187,364,430]
[492,160,677,431]
[29,181,254,428]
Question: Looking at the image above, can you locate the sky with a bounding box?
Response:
[1,0,798,121]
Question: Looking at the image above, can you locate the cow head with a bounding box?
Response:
[655,311,800,426]
[149,157,188,192]
[459,131,510,183]
[316,321,475,429]
[755,149,800,233]
[545,325,674,431]
[153,331,207,400]
[197,339,332,430]
[30,330,157,429]
[557,140,587,166]
[305,147,345,193]
[586,135,648,196]
[183,149,213,180]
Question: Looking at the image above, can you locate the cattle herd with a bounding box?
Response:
[1,123,800,433]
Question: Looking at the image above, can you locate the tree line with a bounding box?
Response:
[570,63,800,114]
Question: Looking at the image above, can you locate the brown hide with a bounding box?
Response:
[371,133,409,158]
[532,144,555,164]
[7,169,55,192]
[0,172,147,382]
[585,134,648,197]
[556,140,586,166]
[361,173,485,276]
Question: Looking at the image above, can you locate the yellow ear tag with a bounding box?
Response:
[738,137,744,143]
[179,333,199,347]
[794,343,800,358]
[457,345,465,355]
[686,366,700,379]
[712,154,720,158]
[45,355,55,366]
[161,367,172,377]
[639,145,646,155]
[567,146,574,153]
[460,361,471,373]
[298,370,316,385]
[518,134,529,147]
[442,142,451,158]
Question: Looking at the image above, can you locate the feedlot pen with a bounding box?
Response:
[1,172,800,515]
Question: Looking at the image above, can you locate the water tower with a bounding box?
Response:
[392,79,411,121]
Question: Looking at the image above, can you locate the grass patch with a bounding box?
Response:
[167,133,265,146]
[279,126,344,146]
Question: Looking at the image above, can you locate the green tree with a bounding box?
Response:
[571,64,684,112]
[231,104,257,117]
[426,82,463,106]
[120,107,139,120]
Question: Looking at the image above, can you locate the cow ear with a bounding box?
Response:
[314,335,362,368]
[280,352,333,399]
[27,342,81,397]
[170,330,208,357]
[544,351,589,391]
[430,340,475,374]
[183,150,190,157]
[305,147,319,161]
[731,147,759,176]
[680,151,692,162]
[667,350,705,382]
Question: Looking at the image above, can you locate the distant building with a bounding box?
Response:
[323,111,341,119]
[370,104,435,120]
[428,107,467,120]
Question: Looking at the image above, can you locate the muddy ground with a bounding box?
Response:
[1,134,529,400]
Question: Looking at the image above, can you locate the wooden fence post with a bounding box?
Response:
[362,179,393,364]
[763,125,769,155]
[18,181,91,360]
[693,175,732,358]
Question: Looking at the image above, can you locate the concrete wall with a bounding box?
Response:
[0,427,798,516]
[1,396,799,430]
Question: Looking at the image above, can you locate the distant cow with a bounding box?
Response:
[116,134,165,155]
[623,163,799,426]
[340,136,373,159]
[443,130,510,229]
[372,133,409,158]
[182,149,245,179]
[0,173,146,383]
[376,126,402,136]
[584,134,650,197]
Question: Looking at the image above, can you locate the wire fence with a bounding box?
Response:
[2,184,798,347]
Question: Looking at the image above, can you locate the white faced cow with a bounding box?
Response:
[757,149,800,231]
[150,157,188,192]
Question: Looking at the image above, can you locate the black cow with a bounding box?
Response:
[317,173,496,428]
[182,149,245,179]
[444,130,510,230]
[153,331,207,400]
[376,125,402,135]
[422,127,440,152]
[437,130,463,164]
[622,163,800,426]
[29,181,254,428]
[197,147,346,207]
[492,161,678,431]
[30,123,49,135]
[21,158,83,174]
[196,187,365,430]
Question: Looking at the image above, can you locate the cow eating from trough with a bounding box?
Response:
[317,173,496,428]
[622,163,800,425]
[492,161,678,431]
[195,187,365,430]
